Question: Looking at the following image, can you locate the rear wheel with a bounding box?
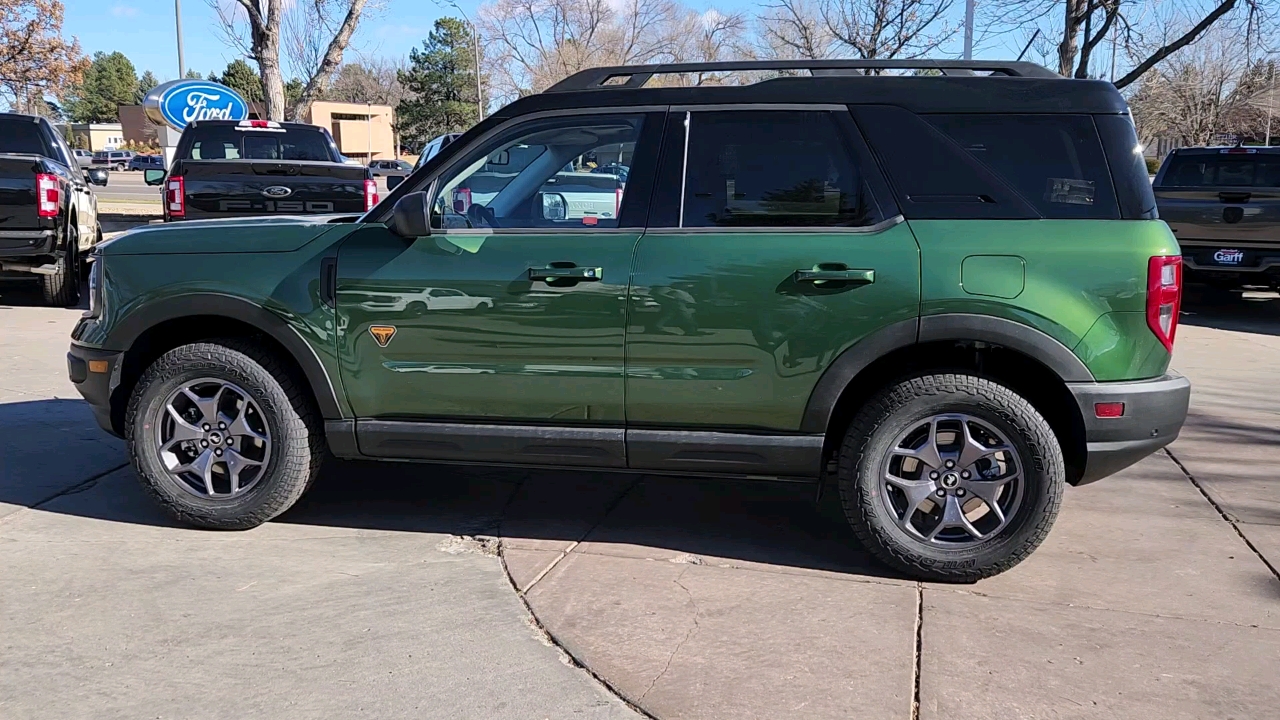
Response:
[40,223,80,306]
[838,373,1064,582]
[126,339,325,529]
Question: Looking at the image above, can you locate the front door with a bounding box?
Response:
[626,108,920,472]
[336,111,662,450]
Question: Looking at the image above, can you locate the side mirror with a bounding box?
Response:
[540,192,567,221]
[387,191,432,239]
[143,169,166,186]
[86,168,109,186]
[386,175,404,190]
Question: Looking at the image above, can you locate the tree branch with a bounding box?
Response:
[1114,0,1238,88]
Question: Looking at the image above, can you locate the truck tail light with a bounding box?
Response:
[166,176,185,218]
[36,173,60,217]
[615,187,623,218]
[1146,255,1182,352]
[364,178,378,211]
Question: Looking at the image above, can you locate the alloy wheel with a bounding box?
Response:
[155,378,272,499]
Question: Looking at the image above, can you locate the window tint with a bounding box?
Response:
[681,111,877,228]
[431,115,642,230]
[1159,153,1280,188]
[926,114,1118,219]
[186,125,334,161]
[0,120,51,157]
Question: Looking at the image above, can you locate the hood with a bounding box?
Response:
[98,215,359,256]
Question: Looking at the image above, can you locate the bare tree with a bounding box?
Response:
[210,0,373,121]
[757,0,955,62]
[0,0,89,109]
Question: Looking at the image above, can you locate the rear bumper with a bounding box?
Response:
[67,343,123,437]
[0,228,57,257]
[1067,373,1191,485]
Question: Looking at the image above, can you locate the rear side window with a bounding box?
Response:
[1159,153,1280,187]
[681,110,880,228]
[0,120,51,156]
[926,114,1119,219]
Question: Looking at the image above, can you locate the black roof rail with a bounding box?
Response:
[545,59,1060,93]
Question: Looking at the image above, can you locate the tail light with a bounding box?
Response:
[615,187,624,218]
[453,187,472,213]
[166,176,185,218]
[364,178,378,211]
[1146,255,1182,352]
[36,173,60,217]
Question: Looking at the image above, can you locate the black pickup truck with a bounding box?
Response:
[0,112,108,305]
[145,119,377,221]
[1154,145,1280,293]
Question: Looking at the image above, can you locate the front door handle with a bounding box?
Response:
[529,262,603,283]
[793,264,875,285]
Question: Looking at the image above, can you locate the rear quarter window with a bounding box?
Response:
[925,114,1119,219]
[1159,153,1280,187]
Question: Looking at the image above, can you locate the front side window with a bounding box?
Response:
[430,114,642,231]
[681,110,878,228]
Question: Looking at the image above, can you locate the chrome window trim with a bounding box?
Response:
[658,214,904,235]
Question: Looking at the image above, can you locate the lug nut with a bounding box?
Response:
[956,488,967,497]
[961,471,970,479]
[226,437,234,445]
[929,471,939,480]
[944,460,955,469]
[936,489,946,497]
[203,424,211,431]
[218,422,226,430]
[215,448,223,456]
[200,440,208,447]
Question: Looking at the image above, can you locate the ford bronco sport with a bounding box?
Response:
[69,60,1191,581]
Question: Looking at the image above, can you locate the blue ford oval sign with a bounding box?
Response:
[143,80,249,131]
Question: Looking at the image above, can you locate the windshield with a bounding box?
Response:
[0,121,50,156]
[1160,153,1280,188]
[184,125,336,162]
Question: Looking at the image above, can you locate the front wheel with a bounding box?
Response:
[125,339,325,529]
[838,374,1064,582]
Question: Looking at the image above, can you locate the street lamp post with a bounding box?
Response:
[175,0,186,78]
[963,0,975,60]
[443,1,484,122]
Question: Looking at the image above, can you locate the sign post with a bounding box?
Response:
[143,80,250,169]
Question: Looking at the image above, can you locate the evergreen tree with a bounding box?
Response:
[184,69,203,79]
[218,59,264,101]
[67,51,138,123]
[136,70,158,102]
[396,18,480,149]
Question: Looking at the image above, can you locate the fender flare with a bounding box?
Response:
[799,314,1094,433]
[106,293,344,419]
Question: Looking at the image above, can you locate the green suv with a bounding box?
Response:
[68,60,1191,581]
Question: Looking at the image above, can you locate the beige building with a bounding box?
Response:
[67,123,126,151]
[302,101,396,162]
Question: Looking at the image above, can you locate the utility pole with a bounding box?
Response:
[963,0,975,60]
[175,0,186,78]
[1267,62,1275,147]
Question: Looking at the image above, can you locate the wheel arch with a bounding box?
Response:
[106,294,343,435]
[804,314,1090,485]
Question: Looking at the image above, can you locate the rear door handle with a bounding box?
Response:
[529,262,603,283]
[794,265,875,285]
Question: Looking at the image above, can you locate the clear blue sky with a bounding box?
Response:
[63,0,1030,83]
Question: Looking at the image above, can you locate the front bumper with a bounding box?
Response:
[67,343,124,437]
[1068,373,1191,484]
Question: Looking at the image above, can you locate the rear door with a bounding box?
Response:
[625,107,920,474]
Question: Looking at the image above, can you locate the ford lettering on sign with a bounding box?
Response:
[1213,249,1245,265]
[143,80,249,131]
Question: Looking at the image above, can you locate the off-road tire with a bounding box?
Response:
[40,224,80,306]
[837,373,1064,582]
[125,338,325,529]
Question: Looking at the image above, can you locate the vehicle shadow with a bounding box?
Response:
[0,276,89,309]
[0,396,902,581]
[1180,286,1280,336]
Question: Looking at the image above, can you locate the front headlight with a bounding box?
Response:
[85,255,103,318]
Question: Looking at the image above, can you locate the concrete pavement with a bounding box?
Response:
[1,281,1277,719]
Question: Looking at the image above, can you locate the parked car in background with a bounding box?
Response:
[369,159,413,178]
[1153,145,1280,293]
[92,150,134,171]
[143,119,376,221]
[72,148,94,169]
[70,59,1191,583]
[414,133,463,171]
[0,112,107,305]
[128,154,164,172]
[591,163,629,184]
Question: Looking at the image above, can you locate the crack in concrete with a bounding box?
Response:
[0,462,128,527]
[638,567,701,704]
[911,582,923,720]
[1165,448,1280,583]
